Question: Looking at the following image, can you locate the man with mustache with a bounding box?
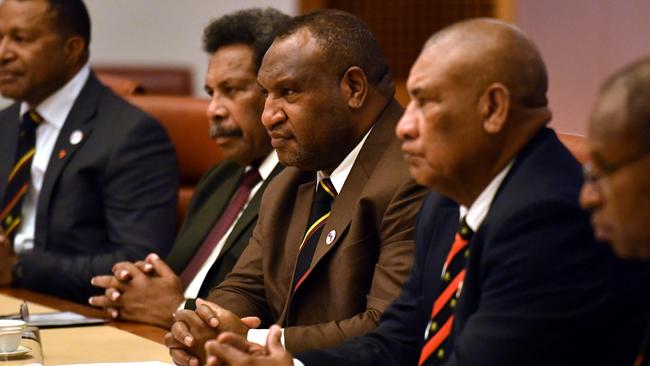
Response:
[0,0,177,303]
[87,8,288,328]
[579,58,650,366]
[202,18,650,366]
[165,9,427,365]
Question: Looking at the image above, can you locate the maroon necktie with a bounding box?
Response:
[180,168,262,287]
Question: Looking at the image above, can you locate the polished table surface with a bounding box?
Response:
[0,288,172,365]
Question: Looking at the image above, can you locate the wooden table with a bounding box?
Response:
[0,288,172,365]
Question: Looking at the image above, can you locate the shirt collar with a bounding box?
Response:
[317,126,373,194]
[460,160,514,231]
[20,63,91,130]
[246,150,279,181]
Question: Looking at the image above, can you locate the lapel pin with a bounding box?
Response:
[326,230,336,245]
[69,130,83,145]
[58,149,67,159]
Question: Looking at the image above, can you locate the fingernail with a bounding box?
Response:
[111,292,120,301]
[149,253,160,261]
[184,336,193,347]
[207,356,216,365]
[90,277,96,285]
[119,270,128,278]
[88,297,95,305]
[144,263,153,271]
[111,309,118,318]
[210,317,218,327]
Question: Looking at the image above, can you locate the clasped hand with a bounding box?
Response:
[164,298,261,366]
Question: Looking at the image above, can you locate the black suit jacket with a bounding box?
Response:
[0,73,178,303]
[166,160,283,304]
[299,128,650,365]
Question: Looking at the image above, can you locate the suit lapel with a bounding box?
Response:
[219,163,284,257]
[308,99,404,273]
[35,74,101,248]
[167,166,244,272]
[0,105,21,202]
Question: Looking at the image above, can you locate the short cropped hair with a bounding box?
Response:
[275,9,390,86]
[203,8,290,72]
[42,0,91,50]
[600,57,650,146]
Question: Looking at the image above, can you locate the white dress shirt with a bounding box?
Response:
[248,128,373,348]
[460,161,513,231]
[13,63,90,253]
[183,152,280,301]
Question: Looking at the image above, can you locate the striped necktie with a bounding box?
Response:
[292,177,337,293]
[419,217,473,366]
[1,111,42,241]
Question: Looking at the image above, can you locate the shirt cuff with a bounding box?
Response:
[246,328,286,348]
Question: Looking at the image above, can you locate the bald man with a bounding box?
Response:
[203,18,650,366]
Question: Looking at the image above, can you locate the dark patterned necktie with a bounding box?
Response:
[292,178,337,293]
[1,111,42,241]
[179,168,262,287]
[419,217,473,365]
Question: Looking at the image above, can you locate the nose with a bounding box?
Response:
[206,94,227,122]
[261,95,286,130]
[579,180,602,211]
[395,101,418,141]
[0,37,15,63]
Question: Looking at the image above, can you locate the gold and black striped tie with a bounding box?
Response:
[292,178,337,292]
[0,110,42,240]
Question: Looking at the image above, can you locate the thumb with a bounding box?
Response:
[240,316,261,329]
[148,253,175,277]
[266,324,284,354]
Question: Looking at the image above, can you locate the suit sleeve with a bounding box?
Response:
[14,115,178,303]
[282,180,427,353]
[445,200,648,366]
[206,195,275,324]
[296,193,437,366]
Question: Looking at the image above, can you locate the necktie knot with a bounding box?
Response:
[22,110,43,133]
[315,177,337,202]
[241,168,262,189]
[458,217,473,240]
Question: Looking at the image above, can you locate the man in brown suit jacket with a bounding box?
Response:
[165,10,427,365]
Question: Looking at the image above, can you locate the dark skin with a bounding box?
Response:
[88,45,272,328]
[89,253,184,327]
[165,28,392,366]
[196,18,554,366]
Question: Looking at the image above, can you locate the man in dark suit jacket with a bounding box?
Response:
[165,10,427,365]
[202,18,650,366]
[86,8,288,328]
[579,58,650,366]
[0,0,178,304]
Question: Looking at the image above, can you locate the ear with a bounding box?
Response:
[480,83,509,134]
[63,36,86,65]
[339,66,368,110]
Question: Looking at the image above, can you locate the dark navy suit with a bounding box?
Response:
[298,128,650,365]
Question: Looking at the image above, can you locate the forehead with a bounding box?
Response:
[407,41,466,93]
[588,86,640,160]
[258,29,327,85]
[0,0,54,31]
[206,44,256,81]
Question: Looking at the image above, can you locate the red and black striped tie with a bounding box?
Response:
[1,111,42,241]
[292,178,337,293]
[419,217,473,365]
